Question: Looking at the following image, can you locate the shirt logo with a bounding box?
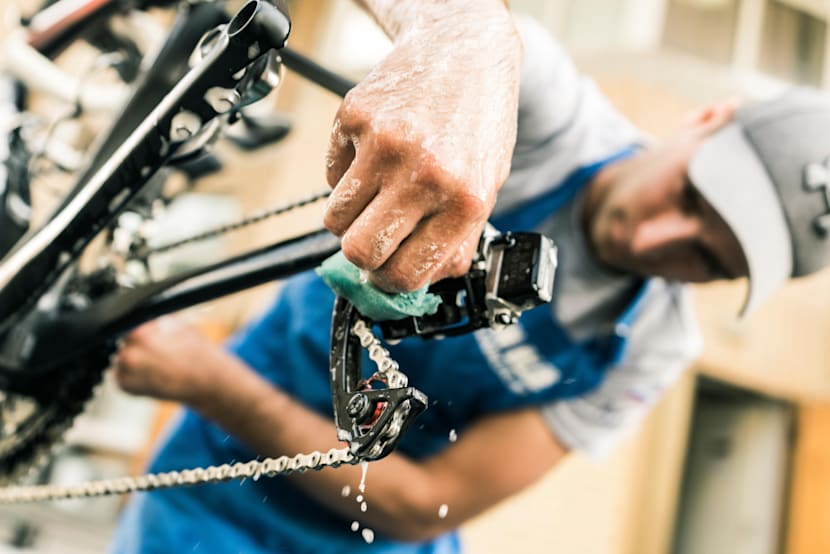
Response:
[476,325,561,394]
[804,159,830,235]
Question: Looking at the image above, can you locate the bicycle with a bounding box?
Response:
[0,0,557,501]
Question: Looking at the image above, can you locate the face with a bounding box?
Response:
[585,109,748,283]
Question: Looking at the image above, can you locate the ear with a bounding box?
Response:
[683,97,741,135]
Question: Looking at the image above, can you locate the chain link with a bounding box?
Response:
[0,447,356,504]
[352,319,407,389]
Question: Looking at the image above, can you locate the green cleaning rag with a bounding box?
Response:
[316,251,441,321]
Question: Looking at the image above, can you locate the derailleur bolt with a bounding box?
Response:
[346,393,370,419]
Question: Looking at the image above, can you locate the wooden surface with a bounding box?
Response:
[786,404,830,554]
[693,273,830,403]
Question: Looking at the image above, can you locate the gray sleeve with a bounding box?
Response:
[496,15,643,213]
[541,281,703,458]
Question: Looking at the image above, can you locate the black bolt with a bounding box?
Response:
[346,393,370,419]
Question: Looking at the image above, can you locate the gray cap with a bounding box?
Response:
[689,88,830,315]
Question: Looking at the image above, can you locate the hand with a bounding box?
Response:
[324,3,522,292]
[113,316,230,405]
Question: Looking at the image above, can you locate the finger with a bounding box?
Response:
[339,191,422,272]
[156,314,186,333]
[326,93,369,188]
[370,210,483,292]
[431,222,485,282]
[325,116,357,188]
[323,156,383,237]
[114,344,146,371]
[123,321,158,346]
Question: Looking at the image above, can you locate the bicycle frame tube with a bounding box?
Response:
[26,0,179,56]
[77,2,229,183]
[2,30,130,112]
[27,0,119,56]
[0,229,339,392]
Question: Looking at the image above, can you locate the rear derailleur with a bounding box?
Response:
[330,230,557,461]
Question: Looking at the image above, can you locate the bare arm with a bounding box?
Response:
[115,319,566,541]
[352,0,512,41]
[324,0,523,292]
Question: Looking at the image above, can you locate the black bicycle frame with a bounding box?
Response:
[0,0,291,323]
[0,0,357,391]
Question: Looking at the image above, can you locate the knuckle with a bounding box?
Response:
[322,209,347,236]
[325,159,341,189]
[369,131,410,161]
[130,323,154,343]
[341,236,383,271]
[411,161,452,191]
[444,256,471,278]
[336,94,369,133]
[452,191,488,220]
[117,348,139,371]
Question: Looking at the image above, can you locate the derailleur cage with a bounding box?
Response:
[330,297,428,462]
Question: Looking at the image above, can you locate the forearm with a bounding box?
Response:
[355,0,513,42]
[190,355,569,542]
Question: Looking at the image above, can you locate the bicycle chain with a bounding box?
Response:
[138,189,331,257]
[0,447,356,504]
[0,312,404,504]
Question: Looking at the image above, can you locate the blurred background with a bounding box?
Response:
[2,0,830,552]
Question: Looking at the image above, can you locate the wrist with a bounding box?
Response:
[179,350,239,412]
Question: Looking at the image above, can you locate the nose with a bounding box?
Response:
[630,212,701,257]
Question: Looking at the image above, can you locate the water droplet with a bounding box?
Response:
[359,461,368,493]
[361,528,375,544]
[222,435,230,443]
[341,485,351,497]
[438,504,449,519]
[356,494,363,503]
[448,429,458,442]
[351,521,360,532]
[360,501,367,512]
[262,496,268,504]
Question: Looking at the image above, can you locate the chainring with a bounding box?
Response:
[0,343,113,485]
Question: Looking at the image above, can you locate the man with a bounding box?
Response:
[111,6,830,554]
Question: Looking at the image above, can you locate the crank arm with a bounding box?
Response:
[0,0,290,328]
[330,297,427,461]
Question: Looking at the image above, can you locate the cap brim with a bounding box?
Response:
[688,123,793,316]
